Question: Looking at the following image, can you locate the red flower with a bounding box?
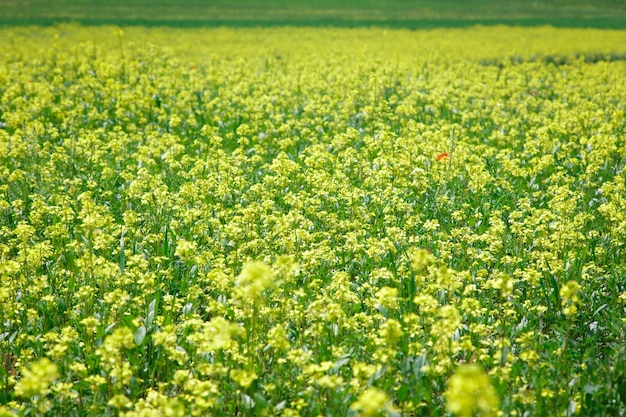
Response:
[437,152,450,161]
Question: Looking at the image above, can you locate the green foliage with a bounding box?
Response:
[0,0,626,28]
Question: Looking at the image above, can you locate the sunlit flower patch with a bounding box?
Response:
[1,23,626,416]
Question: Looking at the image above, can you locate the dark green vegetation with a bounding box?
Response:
[1,0,626,28]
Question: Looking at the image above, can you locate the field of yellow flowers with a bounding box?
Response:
[1,24,626,416]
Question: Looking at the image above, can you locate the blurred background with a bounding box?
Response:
[0,0,625,28]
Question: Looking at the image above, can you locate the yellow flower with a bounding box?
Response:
[268,324,291,351]
[14,358,59,398]
[490,272,514,298]
[560,280,582,317]
[0,406,14,417]
[350,387,389,417]
[444,364,499,417]
[229,369,258,389]
[234,260,274,304]
[174,238,197,262]
[409,248,435,271]
[374,286,399,310]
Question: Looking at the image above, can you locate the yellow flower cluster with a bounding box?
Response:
[1,23,625,416]
[445,364,499,417]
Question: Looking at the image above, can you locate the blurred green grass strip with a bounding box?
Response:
[1,0,626,28]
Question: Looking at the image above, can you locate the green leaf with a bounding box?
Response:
[134,325,147,346]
